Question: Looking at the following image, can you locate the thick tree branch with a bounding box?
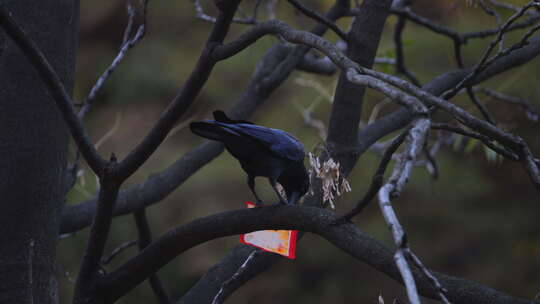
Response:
[115,0,241,182]
[61,141,224,233]
[97,206,538,304]
[73,156,120,303]
[327,0,393,174]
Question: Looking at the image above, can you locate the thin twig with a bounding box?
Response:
[444,1,540,99]
[405,248,451,304]
[101,240,139,265]
[393,14,421,86]
[466,86,496,125]
[431,122,519,160]
[192,0,258,24]
[78,0,149,120]
[285,0,349,42]
[338,130,409,222]
[476,87,539,122]
[478,0,503,50]
[134,209,170,304]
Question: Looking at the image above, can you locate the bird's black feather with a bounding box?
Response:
[190,110,309,205]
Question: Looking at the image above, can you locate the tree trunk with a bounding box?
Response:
[0,1,79,303]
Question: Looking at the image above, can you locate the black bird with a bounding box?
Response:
[190,110,309,205]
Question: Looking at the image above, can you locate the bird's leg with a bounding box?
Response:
[247,175,264,205]
[269,178,287,205]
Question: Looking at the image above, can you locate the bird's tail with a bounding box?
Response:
[190,121,240,141]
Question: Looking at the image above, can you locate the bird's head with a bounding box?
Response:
[279,161,310,205]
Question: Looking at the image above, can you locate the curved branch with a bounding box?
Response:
[99,206,538,304]
[61,0,351,235]
[0,5,105,174]
[284,0,348,42]
[60,141,224,233]
[115,0,241,182]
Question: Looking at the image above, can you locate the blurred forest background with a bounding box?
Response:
[60,0,539,303]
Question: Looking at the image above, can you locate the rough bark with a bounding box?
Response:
[0,1,79,303]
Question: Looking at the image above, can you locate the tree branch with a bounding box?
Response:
[0,4,105,174]
[376,118,432,304]
[284,0,348,42]
[61,0,352,236]
[78,0,149,120]
[339,130,409,222]
[134,209,170,304]
[115,0,241,182]
[97,206,538,304]
[431,122,518,160]
[393,14,421,86]
[73,156,119,303]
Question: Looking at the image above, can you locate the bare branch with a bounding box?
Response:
[115,0,241,182]
[478,0,503,50]
[78,0,149,120]
[284,0,349,42]
[465,86,496,125]
[101,240,138,265]
[476,87,540,121]
[390,7,463,43]
[431,122,519,160]
[134,209,170,304]
[393,15,421,86]
[73,155,120,301]
[97,205,538,304]
[444,1,540,99]
[405,249,451,304]
[338,130,409,222]
[0,5,105,174]
[61,0,352,235]
[377,118,431,304]
[192,0,259,25]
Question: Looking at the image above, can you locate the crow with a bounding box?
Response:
[190,110,309,205]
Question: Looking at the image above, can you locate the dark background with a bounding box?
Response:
[59,1,540,303]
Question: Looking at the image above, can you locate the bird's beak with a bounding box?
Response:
[287,191,301,205]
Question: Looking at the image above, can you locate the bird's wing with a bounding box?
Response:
[219,123,305,162]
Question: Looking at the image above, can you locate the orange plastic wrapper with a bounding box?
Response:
[240,202,298,259]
